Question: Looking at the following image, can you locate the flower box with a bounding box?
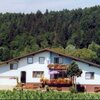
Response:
[40,78,72,86]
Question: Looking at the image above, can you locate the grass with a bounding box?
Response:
[0,90,100,99]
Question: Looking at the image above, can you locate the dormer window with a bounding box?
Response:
[54,57,63,64]
[10,63,18,70]
[27,56,33,64]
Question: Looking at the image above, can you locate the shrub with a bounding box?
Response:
[69,86,77,93]
[44,85,50,92]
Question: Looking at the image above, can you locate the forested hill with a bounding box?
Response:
[0,6,100,64]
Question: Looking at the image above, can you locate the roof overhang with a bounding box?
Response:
[0,48,100,68]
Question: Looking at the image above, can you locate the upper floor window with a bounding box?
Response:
[27,56,33,64]
[85,72,94,79]
[39,57,45,64]
[54,57,63,64]
[10,63,18,70]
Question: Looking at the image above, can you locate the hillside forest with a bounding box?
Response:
[0,6,100,64]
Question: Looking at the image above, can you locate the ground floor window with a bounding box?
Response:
[33,71,44,78]
[85,72,94,79]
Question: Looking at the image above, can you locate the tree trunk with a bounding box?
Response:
[71,76,74,86]
[72,76,76,89]
[74,76,76,89]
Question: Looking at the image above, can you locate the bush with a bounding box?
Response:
[45,85,49,92]
[69,86,77,93]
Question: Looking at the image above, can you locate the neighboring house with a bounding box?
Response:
[0,48,100,92]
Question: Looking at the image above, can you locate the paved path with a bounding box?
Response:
[0,85,15,90]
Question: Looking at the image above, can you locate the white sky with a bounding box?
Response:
[0,0,100,13]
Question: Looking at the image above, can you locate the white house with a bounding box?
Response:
[0,48,100,92]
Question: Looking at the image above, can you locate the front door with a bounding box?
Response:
[21,71,26,83]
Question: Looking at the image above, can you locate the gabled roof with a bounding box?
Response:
[0,48,100,68]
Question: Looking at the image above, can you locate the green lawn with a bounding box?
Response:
[0,90,100,99]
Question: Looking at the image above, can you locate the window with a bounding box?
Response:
[54,57,59,63]
[27,56,33,64]
[54,57,63,64]
[33,71,44,78]
[59,57,63,64]
[10,63,18,70]
[85,72,94,79]
[39,57,45,64]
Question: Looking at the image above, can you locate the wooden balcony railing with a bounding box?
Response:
[40,78,72,87]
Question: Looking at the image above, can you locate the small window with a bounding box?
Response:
[85,72,94,79]
[39,57,45,64]
[27,56,33,64]
[59,57,63,64]
[10,63,18,70]
[33,71,44,78]
[54,57,59,63]
[54,57,63,64]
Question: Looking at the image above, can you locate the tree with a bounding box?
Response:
[88,42,100,52]
[67,61,82,88]
[88,42,100,64]
[65,44,76,53]
[0,46,10,61]
[0,6,100,62]
[65,48,97,62]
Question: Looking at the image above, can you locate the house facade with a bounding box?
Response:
[0,48,100,92]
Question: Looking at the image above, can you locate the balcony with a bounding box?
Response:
[41,64,72,87]
[40,78,72,87]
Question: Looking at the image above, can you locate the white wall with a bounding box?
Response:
[76,61,100,85]
[0,64,18,86]
[0,78,17,85]
[0,51,100,86]
[18,51,50,83]
[0,51,51,85]
[0,64,18,77]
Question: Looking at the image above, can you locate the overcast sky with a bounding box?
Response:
[0,0,100,13]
